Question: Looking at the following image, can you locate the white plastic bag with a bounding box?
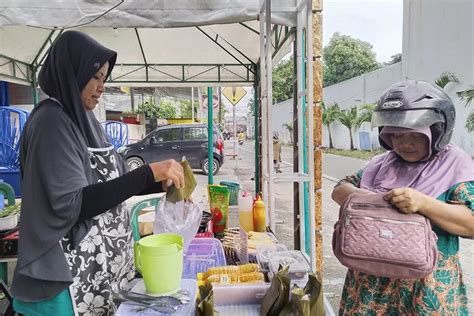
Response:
[153,197,202,253]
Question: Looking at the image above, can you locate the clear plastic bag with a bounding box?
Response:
[153,197,202,253]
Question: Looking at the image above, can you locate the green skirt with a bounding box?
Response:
[13,289,74,316]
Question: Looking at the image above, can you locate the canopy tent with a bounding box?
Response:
[0,0,296,87]
[0,0,323,278]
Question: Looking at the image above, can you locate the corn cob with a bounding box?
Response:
[203,263,260,280]
[204,272,265,285]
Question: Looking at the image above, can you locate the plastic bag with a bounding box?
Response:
[153,197,202,253]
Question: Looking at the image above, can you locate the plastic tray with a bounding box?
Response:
[182,238,226,279]
[256,244,288,272]
[213,283,270,315]
[268,250,311,280]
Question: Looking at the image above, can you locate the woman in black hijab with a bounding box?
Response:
[11,30,184,315]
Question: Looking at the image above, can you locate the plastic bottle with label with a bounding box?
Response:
[253,196,266,232]
[238,190,254,232]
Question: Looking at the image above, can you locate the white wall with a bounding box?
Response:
[271,98,293,144]
[402,0,473,155]
[246,99,293,143]
[323,63,402,150]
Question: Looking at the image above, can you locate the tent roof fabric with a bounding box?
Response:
[0,0,296,87]
[0,0,297,28]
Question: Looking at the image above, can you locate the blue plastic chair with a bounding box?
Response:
[0,107,29,170]
[101,120,129,149]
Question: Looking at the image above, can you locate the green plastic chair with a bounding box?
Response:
[130,197,162,242]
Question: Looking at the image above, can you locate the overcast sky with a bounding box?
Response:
[323,0,403,63]
[223,0,403,119]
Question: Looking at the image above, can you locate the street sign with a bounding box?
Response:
[201,94,220,108]
[222,87,247,106]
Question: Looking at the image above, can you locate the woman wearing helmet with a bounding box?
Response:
[332,80,474,314]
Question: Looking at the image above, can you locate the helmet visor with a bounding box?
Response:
[371,109,445,129]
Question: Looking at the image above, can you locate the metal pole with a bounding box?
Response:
[265,0,275,232]
[303,30,311,255]
[253,81,260,194]
[233,102,237,158]
[292,36,300,250]
[207,87,214,184]
[31,72,39,106]
[130,87,135,111]
[296,4,306,254]
[191,87,195,122]
[218,87,222,126]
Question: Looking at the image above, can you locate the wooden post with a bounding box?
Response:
[312,0,324,281]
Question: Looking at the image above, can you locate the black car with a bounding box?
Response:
[118,123,225,175]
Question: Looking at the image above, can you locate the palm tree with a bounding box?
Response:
[434,72,459,89]
[337,105,373,150]
[435,72,474,133]
[282,122,293,144]
[355,103,375,127]
[321,102,340,148]
[458,87,474,132]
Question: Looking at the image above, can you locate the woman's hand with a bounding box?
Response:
[384,188,428,214]
[149,160,184,189]
[385,187,474,238]
[331,182,374,206]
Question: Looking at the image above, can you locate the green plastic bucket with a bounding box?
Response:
[134,233,184,295]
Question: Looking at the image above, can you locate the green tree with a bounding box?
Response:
[336,105,373,150]
[136,97,159,118]
[383,53,402,66]
[435,72,474,132]
[434,72,459,89]
[458,87,474,132]
[157,99,178,118]
[179,99,198,118]
[323,33,380,87]
[321,102,340,148]
[273,59,294,102]
[136,97,177,118]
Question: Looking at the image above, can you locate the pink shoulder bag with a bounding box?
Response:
[332,192,438,279]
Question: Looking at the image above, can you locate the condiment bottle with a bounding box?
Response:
[253,196,266,232]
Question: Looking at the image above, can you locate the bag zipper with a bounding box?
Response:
[350,202,390,209]
[345,214,423,227]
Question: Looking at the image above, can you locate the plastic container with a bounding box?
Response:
[256,244,288,272]
[183,238,226,279]
[0,214,18,231]
[238,190,254,232]
[253,196,266,232]
[212,283,271,315]
[267,250,311,280]
[219,181,240,205]
[134,233,184,295]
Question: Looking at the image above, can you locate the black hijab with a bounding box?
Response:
[11,31,120,301]
[39,30,117,148]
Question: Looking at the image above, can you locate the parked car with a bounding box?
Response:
[117,123,225,175]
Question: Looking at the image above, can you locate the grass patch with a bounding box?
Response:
[322,148,386,160]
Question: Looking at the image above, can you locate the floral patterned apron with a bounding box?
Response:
[61,146,135,315]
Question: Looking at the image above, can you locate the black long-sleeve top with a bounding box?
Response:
[79,165,163,221]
